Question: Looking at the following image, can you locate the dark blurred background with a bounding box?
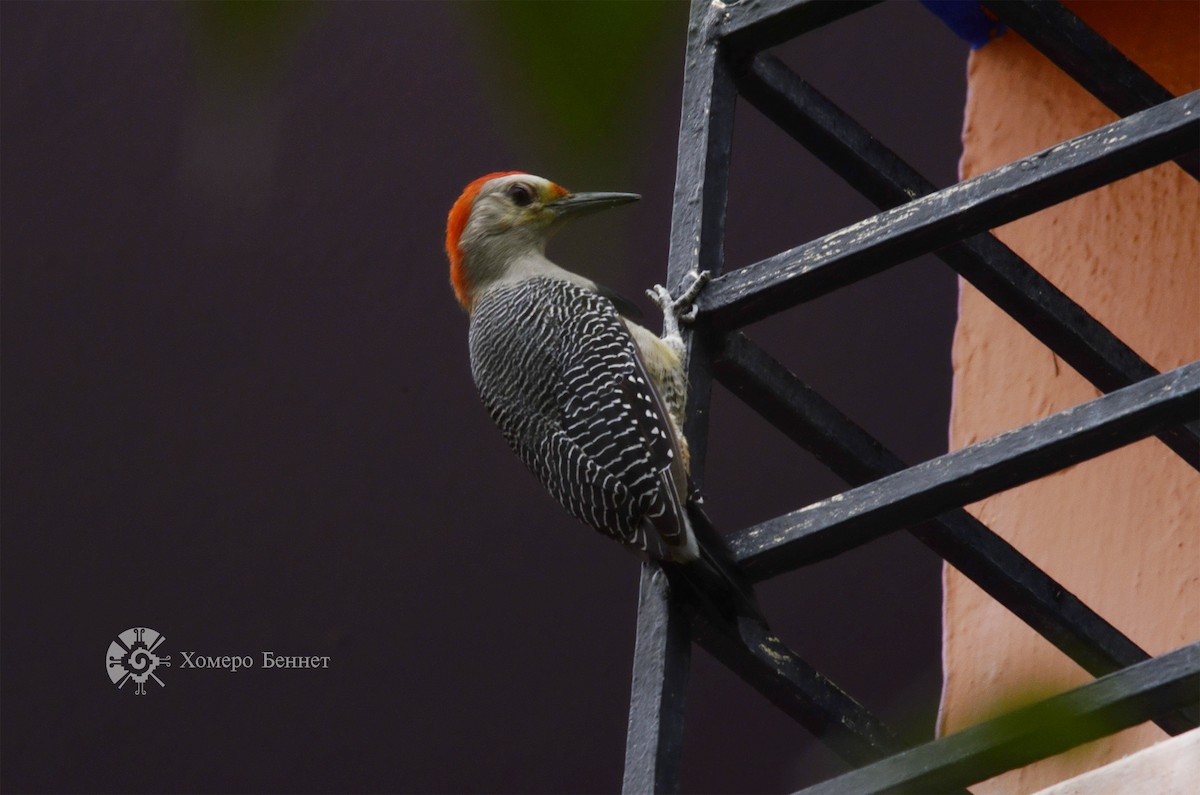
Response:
[1,2,968,792]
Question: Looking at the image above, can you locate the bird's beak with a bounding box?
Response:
[545,191,641,220]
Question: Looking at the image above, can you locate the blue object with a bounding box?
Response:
[920,0,1006,49]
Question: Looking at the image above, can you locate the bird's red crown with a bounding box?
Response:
[445,172,570,311]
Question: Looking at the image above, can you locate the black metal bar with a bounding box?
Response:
[694,91,1200,331]
[712,0,880,54]
[664,3,740,485]
[797,641,1200,795]
[633,1,1200,787]
[728,359,1200,580]
[623,565,691,795]
[983,0,1199,180]
[732,52,1200,469]
[713,332,893,487]
[620,0,741,787]
[687,609,909,769]
[937,235,1200,469]
[712,332,1199,735]
[732,52,921,212]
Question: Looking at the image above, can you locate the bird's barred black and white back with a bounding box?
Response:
[469,277,695,562]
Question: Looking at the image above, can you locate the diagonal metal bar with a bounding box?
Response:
[685,605,910,770]
[732,52,925,212]
[797,641,1200,795]
[731,52,1200,468]
[728,359,1200,583]
[712,332,1199,735]
[694,91,1200,331]
[983,0,1199,180]
[623,564,691,795]
[711,0,879,54]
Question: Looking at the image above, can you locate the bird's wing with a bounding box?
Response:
[591,280,644,320]
[469,278,693,560]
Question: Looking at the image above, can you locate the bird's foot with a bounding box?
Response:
[673,269,711,323]
[646,270,712,339]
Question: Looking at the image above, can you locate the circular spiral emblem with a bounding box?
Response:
[106,627,171,695]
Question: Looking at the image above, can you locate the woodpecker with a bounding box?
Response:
[446,171,754,617]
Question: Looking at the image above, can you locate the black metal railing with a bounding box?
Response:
[622,2,1200,792]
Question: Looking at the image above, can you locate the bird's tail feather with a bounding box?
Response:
[662,502,766,626]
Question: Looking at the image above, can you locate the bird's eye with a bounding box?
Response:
[506,183,534,207]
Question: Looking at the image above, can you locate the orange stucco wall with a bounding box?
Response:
[941,2,1199,793]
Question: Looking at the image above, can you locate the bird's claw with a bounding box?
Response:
[676,269,711,309]
[647,270,711,328]
[675,270,710,324]
[646,283,674,313]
